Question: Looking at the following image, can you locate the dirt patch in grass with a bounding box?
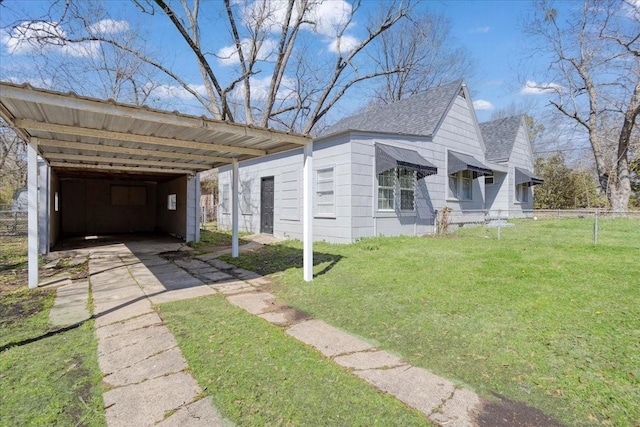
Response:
[0,289,52,325]
[477,394,564,426]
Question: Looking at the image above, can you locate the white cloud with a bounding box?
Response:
[520,80,563,95]
[328,34,359,54]
[1,21,99,57]
[4,75,54,89]
[89,19,130,34]
[216,38,277,66]
[148,83,208,100]
[473,99,494,110]
[239,0,356,55]
[471,26,491,33]
[231,74,297,104]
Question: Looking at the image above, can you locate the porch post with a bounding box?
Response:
[231,159,239,258]
[27,139,39,289]
[303,141,313,282]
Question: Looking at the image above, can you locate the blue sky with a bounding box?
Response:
[0,0,632,127]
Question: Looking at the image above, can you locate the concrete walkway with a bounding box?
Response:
[46,235,544,426]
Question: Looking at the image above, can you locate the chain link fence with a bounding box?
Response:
[435,208,640,245]
[0,205,27,239]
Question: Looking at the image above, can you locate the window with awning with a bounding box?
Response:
[515,167,544,186]
[376,144,438,179]
[447,151,493,177]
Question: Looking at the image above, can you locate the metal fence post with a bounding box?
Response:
[497,209,502,240]
[593,209,599,245]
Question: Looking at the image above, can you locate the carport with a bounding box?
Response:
[0,82,314,288]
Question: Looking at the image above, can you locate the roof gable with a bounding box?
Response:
[479,115,524,162]
[319,80,464,139]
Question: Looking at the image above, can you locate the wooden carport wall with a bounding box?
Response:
[0,82,314,288]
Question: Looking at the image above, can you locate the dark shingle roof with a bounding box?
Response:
[479,115,524,161]
[319,80,464,138]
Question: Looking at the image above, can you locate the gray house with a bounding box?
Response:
[218,80,521,243]
[480,115,543,215]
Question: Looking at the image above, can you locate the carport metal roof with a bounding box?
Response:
[0,82,310,177]
[0,81,315,288]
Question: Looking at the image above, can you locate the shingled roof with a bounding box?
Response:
[319,80,464,138]
[479,115,524,162]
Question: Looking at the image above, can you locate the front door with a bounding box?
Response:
[260,176,274,234]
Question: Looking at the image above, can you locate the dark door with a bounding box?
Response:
[260,176,274,234]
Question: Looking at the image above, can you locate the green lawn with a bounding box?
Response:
[0,288,105,426]
[221,218,640,426]
[159,295,428,425]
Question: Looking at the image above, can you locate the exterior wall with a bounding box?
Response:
[157,175,188,239]
[434,94,487,221]
[508,124,536,216]
[348,133,437,239]
[60,178,158,235]
[218,138,356,243]
[484,171,508,213]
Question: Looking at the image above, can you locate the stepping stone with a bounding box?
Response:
[201,258,235,270]
[197,271,234,284]
[334,350,406,371]
[354,366,456,418]
[174,258,211,271]
[148,286,216,304]
[96,312,163,340]
[157,397,227,427]
[429,387,481,427]
[103,347,187,387]
[258,307,311,327]
[231,268,262,281]
[227,292,277,315]
[286,319,374,358]
[38,272,72,288]
[210,280,255,295]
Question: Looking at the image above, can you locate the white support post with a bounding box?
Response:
[27,140,39,289]
[303,141,313,282]
[231,159,239,258]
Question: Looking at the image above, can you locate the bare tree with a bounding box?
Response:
[370,11,475,103]
[2,0,415,134]
[523,0,640,212]
[0,121,27,206]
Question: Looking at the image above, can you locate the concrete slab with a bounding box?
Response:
[96,312,163,340]
[98,327,178,374]
[429,387,481,427]
[286,320,374,358]
[38,272,72,288]
[103,347,187,387]
[94,298,155,328]
[334,350,406,371]
[174,258,212,271]
[66,255,87,266]
[197,271,234,284]
[99,323,170,356]
[226,292,277,315]
[246,277,271,287]
[148,286,217,304]
[157,397,229,427]
[49,280,90,327]
[230,268,262,281]
[199,258,235,270]
[209,280,255,295]
[354,366,456,417]
[103,372,202,427]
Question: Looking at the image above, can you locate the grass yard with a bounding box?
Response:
[222,218,640,426]
[0,237,105,427]
[159,295,428,425]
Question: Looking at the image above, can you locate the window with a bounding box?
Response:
[378,169,395,210]
[516,184,529,203]
[399,169,415,210]
[315,167,335,216]
[221,183,230,213]
[377,168,416,211]
[54,192,59,212]
[449,170,473,201]
[485,173,494,185]
[167,194,177,210]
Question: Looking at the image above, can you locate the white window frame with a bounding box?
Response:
[485,173,495,185]
[315,167,335,217]
[377,168,416,212]
[516,183,529,203]
[448,170,473,201]
[221,183,230,214]
[167,194,177,210]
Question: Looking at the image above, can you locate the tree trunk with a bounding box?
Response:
[608,178,631,213]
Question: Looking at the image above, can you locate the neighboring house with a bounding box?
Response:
[218,80,518,243]
[479,115,543,217]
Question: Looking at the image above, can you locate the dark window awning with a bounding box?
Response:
[376,143,438,179]
[515,167,544,186]
[448,151,493,177]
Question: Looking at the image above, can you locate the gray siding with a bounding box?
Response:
[508,124,535,214]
